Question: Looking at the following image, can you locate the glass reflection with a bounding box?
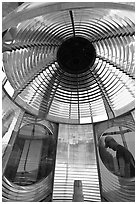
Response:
[4,124,55,186]
[53,124,101,201]
[98,126,135,178]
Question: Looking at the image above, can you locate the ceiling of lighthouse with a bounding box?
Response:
[2,2,135,124]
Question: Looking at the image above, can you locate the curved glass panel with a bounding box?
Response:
[4,123,54,186]
[98,126,135,178]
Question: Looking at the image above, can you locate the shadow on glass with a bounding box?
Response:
[98,126,135,178]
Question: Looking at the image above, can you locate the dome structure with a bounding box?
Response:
[2,2,135,124]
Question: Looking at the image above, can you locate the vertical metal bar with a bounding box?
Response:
[119,126,128,149]
[92,123,103,201]
[87,90,93,123]
[23,121,36,172]
[131,110,135,121]
[42,69,65,116]
[51,123,59,201]
[69,10,75,37]
[89,69,115,118]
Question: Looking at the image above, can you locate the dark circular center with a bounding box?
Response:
[57,37,96,74]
